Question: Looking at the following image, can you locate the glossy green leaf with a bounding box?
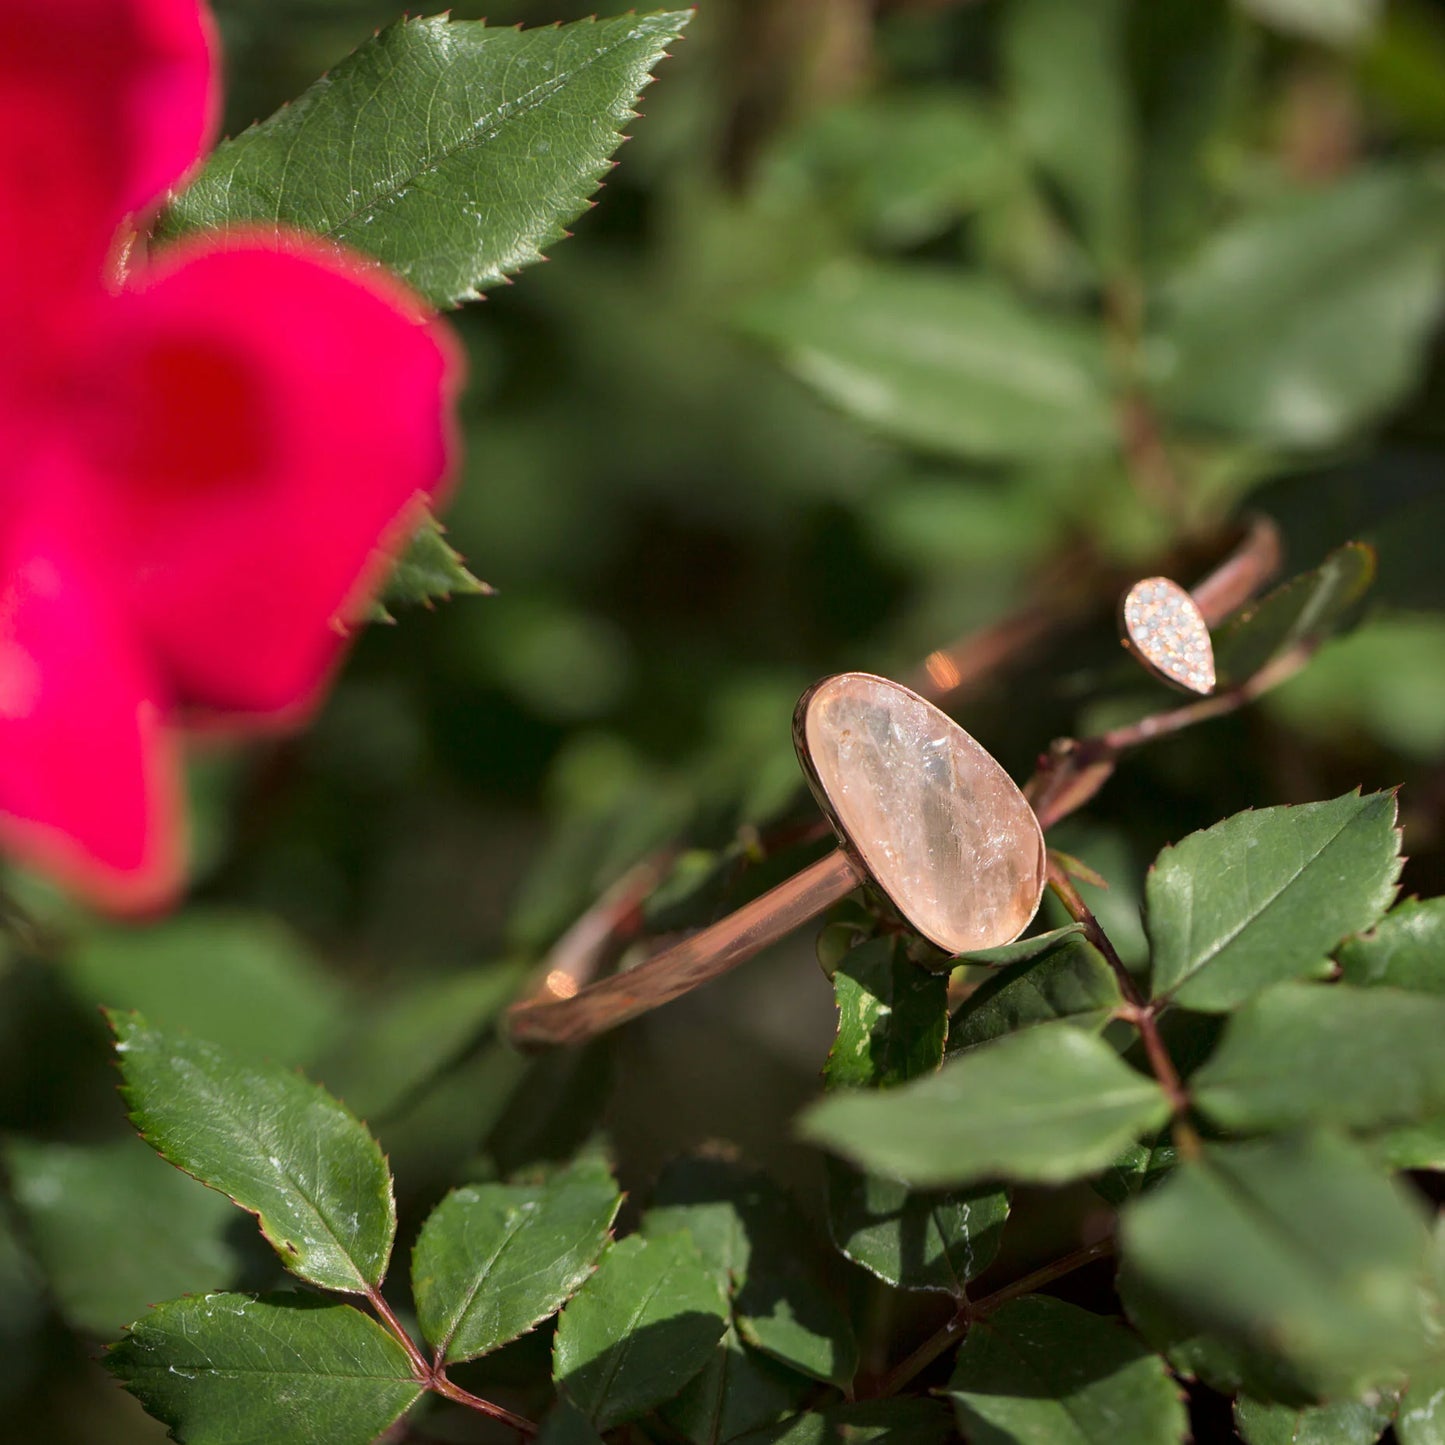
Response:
[958,924,1086,969]
[1193,982,1445,1133]
[948,1296,1187,1445]
[1003,0,1134,272]
[1398,1356,1445,1444]
[1234,1393,1394,1445]
[1214,543,1376,687]
[1120,1133,1436,1397]
[1337,896,1445,992]
[825,1159,1007,1295]
[373,517,489,620]
[412,1155,621,1364]
[948,935,1123,1053]
[107,1293,421,1445]
[159,12,692,308]
[1146,792,1401,1011]
[4,1137,240,1337]
[645,1157,858,1390]
[65,910,344,1067]
[1152,168,1445,446]
[554,1232,728,1429]
[110,1012,395,1294]
[1238,0,1381,46]
[824,938,948,1090]
[741,262,1115,464]
[800,1021,1170,1188]
[1091,1131,1179,1210]
[661,1331,812,1445]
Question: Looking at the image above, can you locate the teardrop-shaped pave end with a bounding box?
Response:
[794,673,1046,956]
[1120,577,1217,696]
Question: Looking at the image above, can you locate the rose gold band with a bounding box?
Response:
[505,517,1283,1051]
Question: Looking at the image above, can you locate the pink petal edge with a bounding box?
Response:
[90,229,463,724]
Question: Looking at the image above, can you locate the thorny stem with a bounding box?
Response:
[365,1286,537,1439]
[430,1375,540,1438]
[1045,858,1202,1160]
[868,1239,1117,1400]
[1026,642,1315,834]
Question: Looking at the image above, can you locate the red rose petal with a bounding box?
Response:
[0,489,180,909]
[91,234,460,720]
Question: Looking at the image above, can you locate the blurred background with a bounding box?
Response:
[3,0,1445,1436]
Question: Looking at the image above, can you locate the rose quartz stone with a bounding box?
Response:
[800,673,1046,955]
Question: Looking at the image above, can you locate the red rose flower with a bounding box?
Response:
[0,0,460,908]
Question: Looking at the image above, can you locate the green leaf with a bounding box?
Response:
[1337,896,1445,992]
[645,1157,859,1390]
[110,1012,395,1294]
[827,1399,956,1443]
[372,517,489,620]
[825,1159,1008,1295]
[957,924,1087,969]
[1003,0,1134,272]
[661,1332,812,1445]
[1376,1117,1445,1171]
[4,1136,241,1337]
[412,1155,621,1365]
[317,961,528,1121]
[799,1021,1170,1188]
[1214,543,1377,687]
[1193,982,1445,1134]
[158,11,693,308]
[539,1400,608,1445]
[1145,792,1401,1011]
[1091,1131,1179,1210]
[824,938,948,1090]
[1120,1132,1437,1398]
[948,1296,1187,1445]
[948,935,1123,1053]
[1398,1356,1445,1444]
[1234,1393,1394,1445]
[776,90,1011,248]
[1151,168,1445,447]
[741,262,1115,464]
[64,909,345,1067]
[1237,0,1381,47]
[107,1293,421,1445]
[737,1399,956,1445]
[1133,0,1244,264]
[1266,615,1445,762]
[554,1232,729,1430]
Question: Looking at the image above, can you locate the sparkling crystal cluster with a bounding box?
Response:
[1123,578,1216,695]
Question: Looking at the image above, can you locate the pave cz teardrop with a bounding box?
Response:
[1121,577,1216,696]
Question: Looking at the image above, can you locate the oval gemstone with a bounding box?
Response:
[797,673,1046,955]
[1121,577,1216,695]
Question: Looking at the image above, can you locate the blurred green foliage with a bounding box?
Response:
[5,0,1445,1438]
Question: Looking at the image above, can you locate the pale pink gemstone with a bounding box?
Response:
[799,673,1046,955]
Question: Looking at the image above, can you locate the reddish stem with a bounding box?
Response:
[868,1238,1117,1399]
[365,1286,538,1438]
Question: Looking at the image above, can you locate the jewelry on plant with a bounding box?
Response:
[1120,576,1217,696]
[506,672,1046,1049]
